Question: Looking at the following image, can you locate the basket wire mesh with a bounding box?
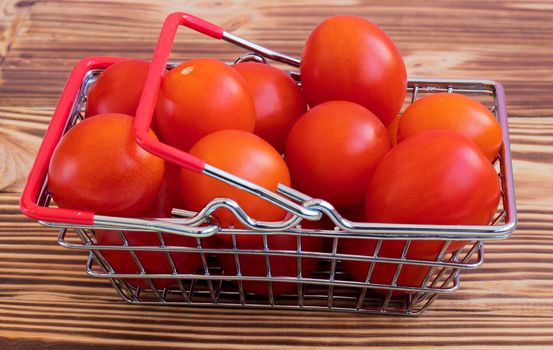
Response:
[40,63,514,316]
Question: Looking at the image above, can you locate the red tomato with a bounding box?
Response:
[155,58,256,151]
[48,114,164,216]
[285,101,391,208]
[233,62,307,153]
[387,115,401,146]
[85,60,150,118]
[398,93,502,161]
[339,237,431,296]
[340,130,499,291]
[217,233,323,295]
[180,130,291,233]
[94,168,217,289]
[338,205,429,297]
[366,129,500,228]
[300,15,407,126]
[95,193,205,289]
[96,229,200,289]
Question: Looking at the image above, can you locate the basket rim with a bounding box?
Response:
[22,56,517,241]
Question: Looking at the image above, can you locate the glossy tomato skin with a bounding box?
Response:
[398,93,502,161]
[300,15,407,126]
[285,101,391,208]
[340,130,499,292]
[155,58,256,151]
[365,129,500,228]
[85,60,150,118]
[48,114,164,217]
[233,62,307,153]
[95,173,204,289]
[217,233,323,295]
[180,130,291,234]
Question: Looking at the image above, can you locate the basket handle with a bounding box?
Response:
[134,12,320,221]
[20,56,126,225]
[134,12,224,173]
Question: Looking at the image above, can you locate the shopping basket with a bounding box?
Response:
[20,12,517,315]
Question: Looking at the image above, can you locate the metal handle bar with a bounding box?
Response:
[20,12,319,229]
[133,12,320,223]
[20,57,122,226]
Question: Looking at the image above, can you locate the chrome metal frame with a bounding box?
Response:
[39,58,516,315]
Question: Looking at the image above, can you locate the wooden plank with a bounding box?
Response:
[0,0,552,113]
[0,106,49,191]
[0,0,552,349]
[0,0,32,60]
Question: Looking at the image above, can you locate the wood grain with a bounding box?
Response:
[0,0,552,349]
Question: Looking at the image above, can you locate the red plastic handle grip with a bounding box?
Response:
[134,12,225,173]
[20,56,126,225]
[180,12,224,39]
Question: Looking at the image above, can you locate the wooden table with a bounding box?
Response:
[1,0,552,348]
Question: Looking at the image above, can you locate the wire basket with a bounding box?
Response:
[20,13,516,316]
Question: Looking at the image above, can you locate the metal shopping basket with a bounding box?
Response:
[20,12,517,315]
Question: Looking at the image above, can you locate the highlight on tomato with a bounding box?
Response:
[155,58,256,151]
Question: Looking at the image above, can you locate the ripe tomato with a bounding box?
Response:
[233,62,307,153]
[339,237,431,296]
[155,58,256,151]
[340,130,499,290]
[86,60,150,118]
[180,130,291,233]
[163,161,186,210]
[217,233,323,295]
[300,15,407,126]
[398,93,502,161]
[285,101,391,208]
[387,115,401,146]
[95,174,202,289]
[339,204,431,296]
[366,129,500,228]
[363,129,498,256]
[48,114,164,216]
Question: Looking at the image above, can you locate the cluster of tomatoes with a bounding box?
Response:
[48,15,502,295]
